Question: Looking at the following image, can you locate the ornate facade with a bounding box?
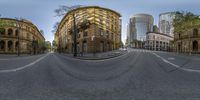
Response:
[55,6,121,53]
[174,28,200,53]
[146,32,173,51]
[0,18,45,54]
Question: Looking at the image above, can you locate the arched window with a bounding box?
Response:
[82,40,87,53]
[178,33,181,39]
[193,28,198,36]
[8,41,13,51]
[15,30,19,36]
[8,28,13,36]
[0,28,5,35]
[193,40,198,51]
[0,40,5,50]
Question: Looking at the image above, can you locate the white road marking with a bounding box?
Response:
[152,52,200,73]
[0,54,49,73]
[0,55,37,61]
[168,57,175,60]
[0,59,9,61]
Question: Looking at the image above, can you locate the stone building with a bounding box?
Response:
[0,18,45,54]
[55,6,121,53]
[174,28,200,53]
[146,32,173,51]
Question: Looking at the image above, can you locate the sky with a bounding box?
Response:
[0,0,200,44]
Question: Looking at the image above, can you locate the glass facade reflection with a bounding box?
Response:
[127,14,153,48]
[159,12,176,37]
[131,14,154,41]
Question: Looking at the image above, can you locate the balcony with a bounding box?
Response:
[174,35,200,41]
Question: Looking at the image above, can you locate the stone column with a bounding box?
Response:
[5,40,8,53]
[13,40,16,53]
[5,28,8,36]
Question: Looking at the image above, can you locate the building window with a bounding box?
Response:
[0,28,5,35]
[178,33,181,39]
[0,40,5,50]
[193,40,198,51]
[111,24,114,30]
[83,31,88,37]
[106,31,109,38]
[8,41,13,51]
[193,28,198,36]
[78,33,81,38]
[82,41,87,53]
[99,28,103,36]
[8,28,13,36]
[15,30,19,36]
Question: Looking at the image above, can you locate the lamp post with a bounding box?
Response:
[91,35,96,56]
[15,17,21,56]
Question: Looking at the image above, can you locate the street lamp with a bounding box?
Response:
[91,35,95,56]
[15,17,21,56]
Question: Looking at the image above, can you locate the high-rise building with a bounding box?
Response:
[159,12,176,37]
[127,14,154,48]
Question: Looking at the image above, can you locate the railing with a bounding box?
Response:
[0,35,32,42]
[0,35,18,38]
[174,35,200,41]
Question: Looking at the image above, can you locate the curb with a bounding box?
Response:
[75,50,128,60]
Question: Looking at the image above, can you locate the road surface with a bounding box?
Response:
[0,49,200,100]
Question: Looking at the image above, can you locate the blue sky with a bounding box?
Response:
[0,0,200,43]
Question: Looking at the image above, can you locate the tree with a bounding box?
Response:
[40,30,44,35]
[173,11,200,54]
[52,22,60,33]
[53,5,83,56]
[54,5,83,17]
[32,40,38,55]
[173,11,200,33]
[52,5,83,33]
[45,41,52,52]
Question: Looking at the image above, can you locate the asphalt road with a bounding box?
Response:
[0,49,200,100]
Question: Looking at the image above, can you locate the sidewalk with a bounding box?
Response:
[0,53,46,59]
[63,49,128,60]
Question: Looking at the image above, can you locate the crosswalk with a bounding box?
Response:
[127,49,155,53]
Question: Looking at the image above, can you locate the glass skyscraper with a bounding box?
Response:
[159,12,176,37]
[127,14,154,48]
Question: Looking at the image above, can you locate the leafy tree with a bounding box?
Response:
[173,11,200,34]
[45,41,51,52]
[52,5,83,33]
[173,11,200,53]
[40,30,44,35]
[54,5,83,17]
[52,22,60,33]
